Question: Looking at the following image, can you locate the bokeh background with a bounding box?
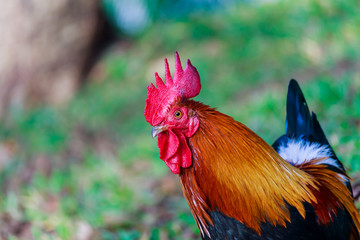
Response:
[0,0,359,239]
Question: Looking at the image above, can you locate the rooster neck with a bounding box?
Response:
[178,101,317,237]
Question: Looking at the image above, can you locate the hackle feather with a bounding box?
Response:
[178,100,318,237]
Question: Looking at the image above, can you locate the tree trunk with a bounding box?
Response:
[0,0,105,117]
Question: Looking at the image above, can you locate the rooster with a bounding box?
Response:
[144,52,360,239]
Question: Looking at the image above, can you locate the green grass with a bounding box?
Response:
[0,0,359,239]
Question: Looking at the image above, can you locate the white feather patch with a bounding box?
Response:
[278,139,340,168]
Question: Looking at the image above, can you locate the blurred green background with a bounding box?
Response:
[0,0,359,239]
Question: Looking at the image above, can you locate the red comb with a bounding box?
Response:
[144,51,201,126]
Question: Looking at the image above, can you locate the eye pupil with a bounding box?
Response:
[175,110,182,119]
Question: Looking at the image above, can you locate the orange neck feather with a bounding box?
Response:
[178,100,317,236]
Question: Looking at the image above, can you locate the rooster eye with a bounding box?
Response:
[174,110,182,119]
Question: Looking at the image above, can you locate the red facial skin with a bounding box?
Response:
[156,106,199,174]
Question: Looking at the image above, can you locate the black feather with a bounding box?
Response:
[204,203,355,240]
[285,79,313,138]
[272,79,347,175]
[270,79,357,239]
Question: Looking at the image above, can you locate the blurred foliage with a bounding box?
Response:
[1,0,360,239]
[101,0,237,35]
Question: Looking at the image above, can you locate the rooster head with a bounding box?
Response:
[144,51,201,174]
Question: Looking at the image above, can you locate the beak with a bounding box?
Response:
[152,125,168,139]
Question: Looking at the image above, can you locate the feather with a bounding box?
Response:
[178,99,317,237]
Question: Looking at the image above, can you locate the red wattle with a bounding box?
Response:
[165,155,181,174]
[158,130,179,160]
[157,130,192,174]
[179,134,192,168]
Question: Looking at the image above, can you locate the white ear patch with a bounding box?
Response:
[278,139,340,168]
